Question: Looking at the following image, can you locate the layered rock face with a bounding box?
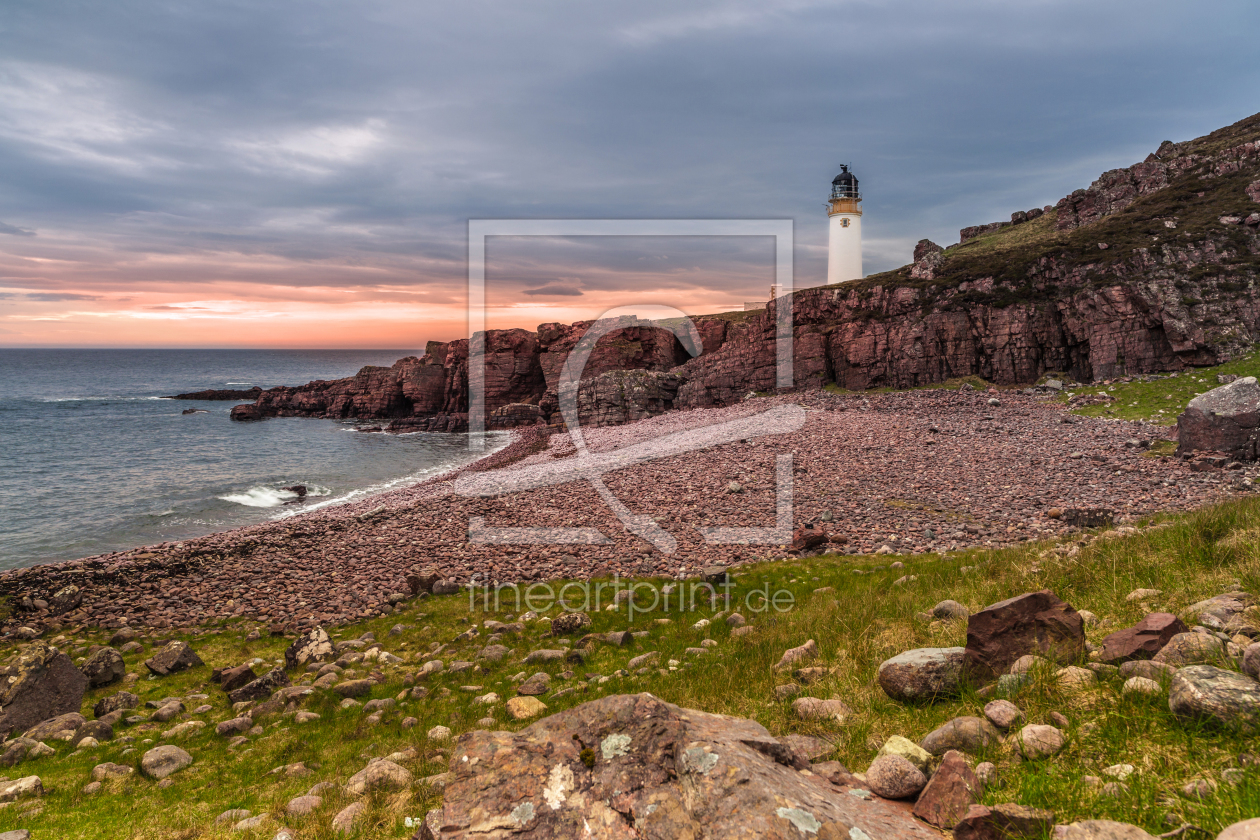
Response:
[229,115,1260,429]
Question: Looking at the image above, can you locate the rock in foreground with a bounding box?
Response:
[430,692,939,839]
[964,591,1085,682]
[0,641,88,738]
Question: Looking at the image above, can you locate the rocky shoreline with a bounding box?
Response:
[1,387,1252,635]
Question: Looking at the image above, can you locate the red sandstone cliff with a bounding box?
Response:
[231,113,1260,430]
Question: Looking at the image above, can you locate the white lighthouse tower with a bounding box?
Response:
[826,165,863,285]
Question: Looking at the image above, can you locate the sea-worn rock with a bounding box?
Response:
[1119,660,1177,682]
[1055,820,1159,839]
[865,754,926,799]
[953,803,1055,840]
[140,745,193,779]
[1176,377,1260,460]
[877,647,966,703]
[912,750,981,829]
[285,627,334,669]
[774,639,818,671]
[920,717,1001,756]
[0,641,88,738]
[964,591,1085,682]
[80,647,126,688]
[1169,665,1260,731]
[287,794,322,816]
[430,692,941,839]
[345,758,413,795]
[1153,632,1227,667]
[1098,613,1190,664]
[144,641,204,676]
[227,668,291,704]
[1016,724,1065,760]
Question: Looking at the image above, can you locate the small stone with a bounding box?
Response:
[139,745,193,779]
[428,725,452,741]
[774,684,800,700]
[1169,665,1260,731]
[983,700,1024,730]
[791,697,852,722]
[876,735,931,771]
[1056,820,1158,840]
[1218,818,1260,840]
[506,696,547,720]
[877,647,965,703]
[774,639,818,671]
[865,754,927,799]
[286,795,322,816]
[331,801,365,834]
[344,758,413,795]
[1125,589,1161,602]
[912,750,981,829]
[1153,632,1226,667]
[1121,676,1162,696]
[920,717,1001,756]
[1016,724,1065,760]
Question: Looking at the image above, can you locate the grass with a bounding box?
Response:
[5,495,1260,837]
[1063,348,1260,423]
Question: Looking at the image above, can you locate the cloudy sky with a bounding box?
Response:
[0,0,1256,348]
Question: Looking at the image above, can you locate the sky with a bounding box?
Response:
[0,0,1257,349]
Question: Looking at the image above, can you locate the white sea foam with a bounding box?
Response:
[219,484,331,508]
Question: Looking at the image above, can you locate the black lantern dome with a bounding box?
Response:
[830,165,859,200]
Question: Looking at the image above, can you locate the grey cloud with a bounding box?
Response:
[0,0,1254,295]
[522,284,584,297]
[0,222,34,237]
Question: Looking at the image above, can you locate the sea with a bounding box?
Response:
[0,349,507,572]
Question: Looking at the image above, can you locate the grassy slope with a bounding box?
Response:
[844,112,1260,302]
[5,495,1260,838]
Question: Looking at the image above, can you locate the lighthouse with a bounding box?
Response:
[826,165,863,285]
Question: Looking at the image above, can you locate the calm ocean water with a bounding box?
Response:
[0,349,505,572]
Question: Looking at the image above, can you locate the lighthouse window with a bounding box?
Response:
[841,218,850,227]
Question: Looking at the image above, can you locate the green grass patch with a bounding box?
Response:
[1063,348,1260,423]
[7,497,1260,837]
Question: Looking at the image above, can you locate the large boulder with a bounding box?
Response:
[80,647,126,687]
[430,692,941,839]
[877,647,966,703]
[227,668,291,705]
[1169,665,1260,732]
[1098,613,1189,664]
[1176,376,1260,460]
[0,641,88,738]
[285,627,333,670]
[144,641,204,676]
[963,591,1085,682]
